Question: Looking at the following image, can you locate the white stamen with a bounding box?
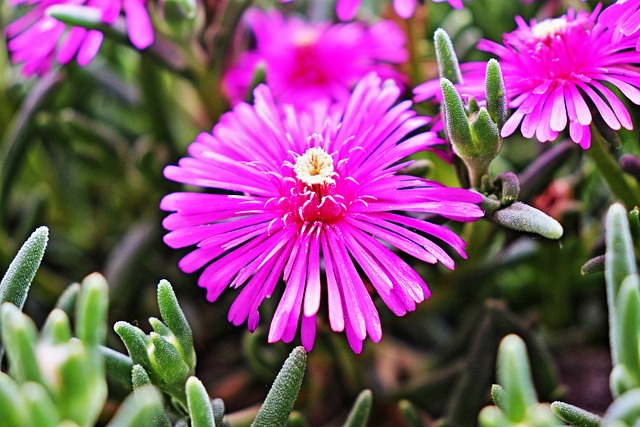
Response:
[294,147,335,186]
[532,17,567,39]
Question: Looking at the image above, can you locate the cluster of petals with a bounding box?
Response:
[223,9,408,108]
[6,0,154,77]
[336,0,465,21]
[161,73,484,353]
[417,5,640,149]
[598,0,640,50]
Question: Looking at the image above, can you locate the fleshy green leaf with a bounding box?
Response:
[54,283,81,318]
[0,303,43,384]
[614,275,640,392]
[149,332,191,384]
[114,321,153,371]
[157,280,195,369]
[186,376,216,427]
[441,78,473,152]
[343,389,372,427]
[76,273,109,347]
[485,59,507,129]
[102,345,135,389]
[490,384,507,411]
[434,29,462,84]
[603,389,640,425]
[550,401,602,427]
[132,365,172,427]
[0,227,48,328]
[605,203,637,365]
[107,386,167,427]
[488,202,563,239]
[398,400,425,427]
[47,4,104,29]
[22,381,60,427]
[496,334,537,422]
[0,372,27,427]
[251,346,307,427]
[132,364,153,389]
[212,398,225,427]
[41,308,72,344]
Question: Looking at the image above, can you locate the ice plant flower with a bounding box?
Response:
[430,6,640,149]
[336,0,465,21]
[161,73,484,353]
[6,0,154,77]
[222,9,408,108]
[599,0,640,50]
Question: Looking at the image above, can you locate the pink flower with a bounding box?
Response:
[161,73,483,353]
[336,0,465,21]
[222,9,408,108]
[6,0,154,77]
[599,0,640,50]
[433,6,640,149]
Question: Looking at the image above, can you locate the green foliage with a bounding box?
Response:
[343,389,373,427]
[252,346,307,427]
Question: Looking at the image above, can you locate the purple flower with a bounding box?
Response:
[222,9,408,108]
[336,0,465,21]
[6,0,154,77]
[422,6,640,149]
[161,73,484,353]
[599,0,640,50]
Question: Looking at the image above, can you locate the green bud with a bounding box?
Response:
[468,107,502,186]
[114,321,153,371]
[434,29,462,84]
[22,381,60,427]
[485,59,507,129]
[496,334,537,422]
[0,372,27,427]
[46,4,103,29]
[251,346,307,427]
[157,280,195,370]
[343,389,372,427]
[186,376,216,427]
[550,401,602,427]
[41,308,72,344]
[488,202,563,239]
[76,273,109,347]
[1,303,43,384]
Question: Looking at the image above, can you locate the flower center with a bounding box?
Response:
[532,17,568,39]
[294,147,335,187]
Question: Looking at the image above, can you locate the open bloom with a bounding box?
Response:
[599,0,640,50]
[336,0,465,21]
[223,9,407,108]
[430,6,640,149]
[6,0,154,77]
[162,73,484,353]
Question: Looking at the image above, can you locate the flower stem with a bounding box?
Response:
[587,124,640,211]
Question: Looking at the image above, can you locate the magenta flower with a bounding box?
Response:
[434,6,640,149]
[161,73,483,353]
[222,9,408,108]
[599,0,640,50]
[336,0,465,21]
[6,0,154,77]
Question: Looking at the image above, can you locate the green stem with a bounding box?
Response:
[406,16,424,87]
[587,124,640,211]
